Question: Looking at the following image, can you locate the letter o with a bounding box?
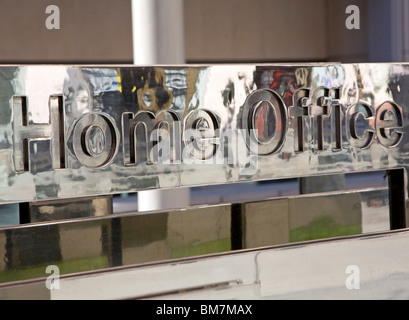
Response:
[72,112,119,168]
[241,89,288,155]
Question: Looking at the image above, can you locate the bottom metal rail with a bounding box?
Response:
[0,187,394,299]
[1,226,408,300]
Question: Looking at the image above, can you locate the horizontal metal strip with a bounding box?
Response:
[1,227,409,300]
[0,187,390,291]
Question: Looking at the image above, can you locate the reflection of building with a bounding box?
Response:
[165,69,187,114]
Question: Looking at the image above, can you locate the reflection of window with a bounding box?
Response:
[164,69,187,94]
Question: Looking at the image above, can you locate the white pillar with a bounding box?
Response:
[131,0,190,212]
[131,0,185,64]
[132,0,158,64]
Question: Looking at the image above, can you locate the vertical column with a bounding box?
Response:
[388,169,406,230]
[367,1,408,228]
[131,0,190,211]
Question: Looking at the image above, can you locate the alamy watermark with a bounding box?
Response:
[149,128,259,176]
[45,5,60,30]
[45,4,361,32]
[45,265,60,290]
[345,5,360,30]
[345,264,360,290]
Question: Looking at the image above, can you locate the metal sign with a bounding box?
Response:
[0,64,407,204]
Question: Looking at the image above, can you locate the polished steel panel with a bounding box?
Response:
[0,64,406,208]
[0,188,389,287]
[0,203,232,284]
[240,191,363,248]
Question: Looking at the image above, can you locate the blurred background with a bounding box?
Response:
[0,0,407,64]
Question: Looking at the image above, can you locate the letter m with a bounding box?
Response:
[208,306,218,315]
[122,110,181,165]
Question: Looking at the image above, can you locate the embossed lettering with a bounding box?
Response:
[183,109,220,161]
[242,89,288,155]
[12,95,65,172]
[290,88,341,153]
[72,112,119,168]
[122,110,181,165]
[346,102,375,149]
[376,101,403,147]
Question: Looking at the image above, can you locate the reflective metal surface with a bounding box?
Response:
[0,212,405,300]
[0,203,231,285]
[26,195,112,223]
[0,188,389,287]
[0,64,406,206]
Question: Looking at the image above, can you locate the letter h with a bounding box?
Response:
[12,96,65,173]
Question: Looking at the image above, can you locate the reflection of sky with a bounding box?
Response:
[24,66,67,123]
[310,65,345,89]
[85,68,121,96]
[188,68,209,112]
[368,64,392,104]
[0,203,19,226]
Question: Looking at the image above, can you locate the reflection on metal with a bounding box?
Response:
[0,64,408,299]
[0,209,405,300]
[0,188,389,288]
[0,64,405,206]
[24,195,112,223]
[0,203,231,286]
